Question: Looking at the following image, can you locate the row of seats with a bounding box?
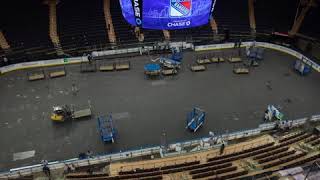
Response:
[282,152,320,169]
[67,173,108,179]
[109,0,138,45]
[261,151,306,169]
[57,0,108,56]
[279,133,311,146]
[278,131,305,143]
[119,160,200,175]
[114,157,248,180]
[230,152,310,180]
[257,149,296,164]
[2,0,320,63]
[254,0,297,32]
[66,136,317,180]
[68,175,163,180]
[207,142,275,164]
[191,166,237,179]
[213,0,250,33]
[207,170,249,180]
[1,1,53,48]
[253,146,289,160]
[208,142,275,162]
[304,135,318,143]
[310,139,320,146]
[189,163,232,175]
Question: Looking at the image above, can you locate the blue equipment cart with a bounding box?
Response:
[144,63,161,76]
[170,50,183,62]
[186,107,206,132]
[294,60,311,75]
[160,48,183,68]
[97,115,117,143]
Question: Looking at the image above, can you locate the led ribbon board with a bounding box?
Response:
[120,0,217,30]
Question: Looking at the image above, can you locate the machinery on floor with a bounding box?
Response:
[97,115,117,143]
[154,47,183,69]
[144,63,162,78]
[233,64,249,74]
[264,105,284,121]
[186,107,206,132]
[190,64,206,72]
[294,59,311,75]
[50,105,92,122]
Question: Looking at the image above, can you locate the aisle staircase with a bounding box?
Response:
[0,31,10,50]
[248,0,256,33]
[163,30,170,41]
[135,27,145,42]
[104,0,117,44]
[210,19,218,34]
[47,0,64,55]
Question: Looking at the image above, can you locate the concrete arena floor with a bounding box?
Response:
[0,48,320,170]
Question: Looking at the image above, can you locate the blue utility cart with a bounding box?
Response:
[186,107,206,132]
[97,115,117,143]
[144,63,161,77]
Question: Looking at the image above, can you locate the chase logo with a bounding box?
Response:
[170,0,192,17]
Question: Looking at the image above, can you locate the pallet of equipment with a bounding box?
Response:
[191,65,206,72]
[99,64,114,71]
[145,71,161,76]
[162,69,177,75]
[229,57,242,63]
[49,70,66,78]
[233,67,249,74]
[196,59,211,65]
[211,57,225,63]
[28,73,45,81]
[73,108,92,119]
[115,62,130,70]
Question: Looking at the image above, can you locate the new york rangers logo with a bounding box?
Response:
[170,0,192,17]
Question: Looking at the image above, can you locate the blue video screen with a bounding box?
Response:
[120,0,216,30]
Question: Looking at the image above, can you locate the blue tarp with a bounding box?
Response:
[144,63,161,72]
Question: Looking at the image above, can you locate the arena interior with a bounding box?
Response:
[0,0,320,179]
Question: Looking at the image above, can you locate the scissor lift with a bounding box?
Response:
[97,115,117,143]
[186,107,206,132]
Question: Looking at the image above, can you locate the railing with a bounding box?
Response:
[2,39,320,74]
[206,139,272,159]
[2,30,319,65]
[1,114,319,178]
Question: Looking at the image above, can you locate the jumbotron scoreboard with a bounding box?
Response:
[120,0,217,29]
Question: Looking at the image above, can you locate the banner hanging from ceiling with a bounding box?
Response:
[120,0,217,30]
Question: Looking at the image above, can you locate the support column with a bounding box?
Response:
[248,0,256,33]
[289,0,317,36]
[163,30,170,41]
[0,31,10,50]
[45,0,64,55]
[104,0,117,44]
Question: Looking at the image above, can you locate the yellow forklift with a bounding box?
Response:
[51,105,92,122]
